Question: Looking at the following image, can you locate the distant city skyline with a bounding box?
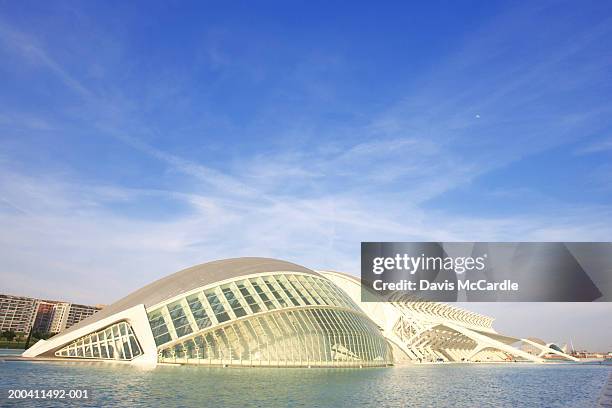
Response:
[0,293,102,336]
[1,291,107,308]
[1,2,611,351]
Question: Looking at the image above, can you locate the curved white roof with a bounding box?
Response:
[58,257,319,337]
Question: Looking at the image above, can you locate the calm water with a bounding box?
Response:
[1,350,609,407]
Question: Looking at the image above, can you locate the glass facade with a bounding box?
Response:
[55,321,142,360]
[147,273,392,367]
[33,264,558,367]
[158,308,391,367]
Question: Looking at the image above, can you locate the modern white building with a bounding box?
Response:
[320,271,578,363]
[23,258,577,366]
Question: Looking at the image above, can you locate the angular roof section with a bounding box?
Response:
[58,257,319,337]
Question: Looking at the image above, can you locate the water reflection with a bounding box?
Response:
[0,359,609,407]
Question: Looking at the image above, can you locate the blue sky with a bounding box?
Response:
[1,1,611,349]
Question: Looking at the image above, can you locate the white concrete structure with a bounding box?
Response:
[23,258,577,366]
[320,270,578,363]
[520,338,579,361]
[24,258,393,367]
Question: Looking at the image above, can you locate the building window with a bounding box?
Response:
[167,300,193,338]
[186,294,212,330]
[55,321,142,360]
[148,310,172,346]
[157,308,392,367]
[221,286,247,318]
[205,292,230,323]
[144,273,371,350]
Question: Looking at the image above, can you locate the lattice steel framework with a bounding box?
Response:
[146,272,393,367]
[55,321,142,360]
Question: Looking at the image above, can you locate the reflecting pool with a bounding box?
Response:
[0,353,609,407]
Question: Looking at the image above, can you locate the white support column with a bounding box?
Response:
[521,338,579,362]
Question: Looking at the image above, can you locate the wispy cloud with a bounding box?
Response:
[576,137,612,155]
[3,148,612,305]
[0,21,94,99]
[0,112,55,131]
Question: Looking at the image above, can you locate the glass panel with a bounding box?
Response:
[55,321,143,361]
[237,282,261,313]
[288,277,312,305]
[148,310,172,346]
[305,277,331,305]
[129,336,141,357]
[184,339,196,359]
[156,307,392,367]
[222,286,247,318]
[123,340,131,359]
[206,291,230,323]
[250,280,275,310]
[296,276,322,305]
[263,277,288,307]
[276,277,301,307]
[186,293,212,330]
[167,301,193,338]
